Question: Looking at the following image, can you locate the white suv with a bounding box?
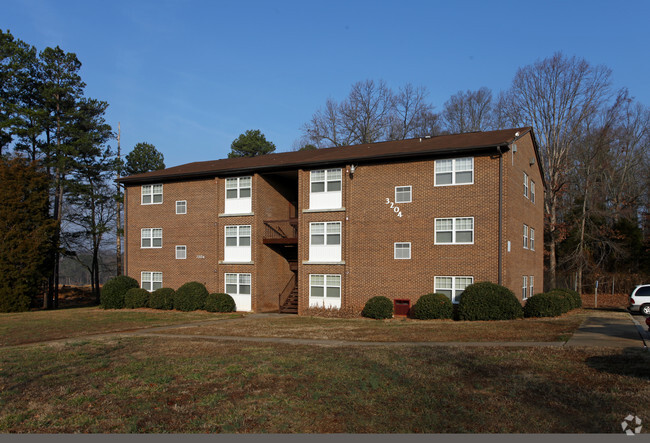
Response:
[628,284,650,315]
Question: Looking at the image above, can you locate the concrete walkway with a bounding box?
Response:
[565,310,648,348]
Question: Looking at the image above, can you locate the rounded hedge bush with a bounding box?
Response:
[124,288,150,309]
[524,293,564,318]
[457,282,523,321]
[546,290,573,313]
[149,287,175,310]
[205,293,236,313]
[411,293,453,320]
[361,296,393,319]
[551,288,582,309]
[174,282,209,311]
[100,275,139,309]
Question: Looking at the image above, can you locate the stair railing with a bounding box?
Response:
[278,273,297,311]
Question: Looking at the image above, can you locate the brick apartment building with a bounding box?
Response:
[118,127,544,315]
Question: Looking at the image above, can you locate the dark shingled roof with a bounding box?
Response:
[118,127,535,184]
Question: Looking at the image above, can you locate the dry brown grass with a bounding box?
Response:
[0,336,647,433]
[156,309,588,342]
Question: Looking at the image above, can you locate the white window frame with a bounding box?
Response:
[224,225,251,262]
[394,242,411,259]
[434,276,473,304]
[176,200,187,214]
[434,217,474,245]
[522,275,528,300]
[523,224,529,249]
[225,273,252,312]
[434,157,474,186]
[141,271,162,292]
[309,169,342,210]
[141,228,162,249]
[141,184,163,205]
[529,275,534,298]
[530,228,535,251]
[176,245,186,260]
[395,186,412,203]
[309,274,341,309]
[530,180,535,203]
[524,172,529,198]
[309,221,341,262]
[224,176,252,214]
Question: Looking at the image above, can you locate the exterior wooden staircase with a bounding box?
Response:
[278,272,298,314]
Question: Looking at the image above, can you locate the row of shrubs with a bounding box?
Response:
[100,276,236,313]
[360,282,581,321]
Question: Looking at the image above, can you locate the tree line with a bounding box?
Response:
[298,54,649,293]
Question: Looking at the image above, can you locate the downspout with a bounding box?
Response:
[497,146,504,285]
[123,184,128,277]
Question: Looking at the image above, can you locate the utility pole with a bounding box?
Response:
[116,122,122,276]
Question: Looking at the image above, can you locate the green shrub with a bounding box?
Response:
[149,287,175,310]
[546,290,573,313]
[205,293,236,313]
[174,282,209,311]
[551,288,582,309]
[411,293,453,320]
[100,275,139,309]
[124,288,150,309]
[457,282,523,321]
[361,296,393,319]
[524,293,564,318]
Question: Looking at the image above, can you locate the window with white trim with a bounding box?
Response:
[530,180,535,203]
[176,245,186,259]
[309,274,341,309]
[435,217,474,244]
[309,169,342,209]
[141,228,162,248]
[529,276,534,298]
[395,186,412,203]
[141,184,163,205]
[225,273,252,311]
[394,242,411,259]
[224,176,252,214]
[309,222,341,262]
[435,276,473,304]
[522,276,528,300]
[435,157,474,186]
[141,271,162,292]
[523,224,529,249]
[524,172,529,198]
[176,200,187,214]
[224,225,251,262]
[530,228,535,251]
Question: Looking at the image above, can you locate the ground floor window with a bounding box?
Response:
[309,274,341,309]
[141,271,162,292]
[434,276,473,304]
[225,273,252,311]
[529,275,534,297]
[522,276,528,300]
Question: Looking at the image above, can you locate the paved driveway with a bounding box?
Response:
[565,309,648,348]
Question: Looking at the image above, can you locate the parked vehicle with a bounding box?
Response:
[628,284,650,315]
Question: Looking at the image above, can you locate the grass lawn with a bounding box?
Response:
[0,336,648,433]
[158,310,588,342]
[0,307,241,347]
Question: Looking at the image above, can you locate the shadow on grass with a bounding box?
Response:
[585,347,650,380]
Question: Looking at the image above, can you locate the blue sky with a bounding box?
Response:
[4,0,650,167]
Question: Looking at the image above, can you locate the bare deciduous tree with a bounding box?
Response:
[442,87,494,133]
[389,83,434,140]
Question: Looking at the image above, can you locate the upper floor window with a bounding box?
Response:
[309,221,341,262]
[224,225,251,262]
[435,276,473,304]
[225,176,252,214]
[435,157,473,186]
[394,242,411,259]
[141,228,162,248]
[310,169,342,210]
[435,217,474,244]
[523,224,529,249]
[176,200,187,214]
[142,184,163,205]
[176,245,186,259]
[530,228,535,251]
[530,181,536,203]
[141,271,162,292]
[524,172,529,198]
[395,186,412,203]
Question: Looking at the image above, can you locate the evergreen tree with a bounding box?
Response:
[124,142,165,175]
[228,129,276,158]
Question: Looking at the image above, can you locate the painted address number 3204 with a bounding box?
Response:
[385,198,403,217]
